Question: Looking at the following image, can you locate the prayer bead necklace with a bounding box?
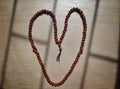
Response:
[28,7,87,87]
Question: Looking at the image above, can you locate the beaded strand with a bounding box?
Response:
[28,7,87,87]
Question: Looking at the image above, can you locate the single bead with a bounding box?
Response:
[65,20,68,24]
[29,36,32,40]
[61,35,64,39]
[71,65,74,70]
[60,37,63,41]
[45,76,49,80]
[83,34,86,36]
[28,31,31,35]
[51,13,55,18]
[75,8,78,12]
[29,24,32,28]
[66,14,70,19]
[63,77,66,82]
[69,68,73,73]
[62,32,65,36]
[65,74,68,78]
[30,18,34,22]
[36,51,39,55]
[37,53,40,56]
[55,40,58,44]
[50,81,54,85]
[80,11,83,15]
[42,68,46,72]
[59,40,62,44]
[75,59,78,64]
[84,23,87,27]
[63,30,66,34]
[53,83,58,87]
[47,79,51,84]
[40,63,44,68]
[81,41,85,45]
[38,60,42,65]
[73,61,77,65]
[83,36,86,40]
[53,17,56,21]
[75,58,79,62]
[32,49,35,53]
[31,45,35,49]
[80,46,83,49]
[54,22,57,25]
[29,19,33,26]
[61,80,64,84]
[55,39,58,43]
[82,38,85,42]
[84,28,87,32]
[59,82,62,86]
[70,8,74,13]
[78,52,81,56]
[67,72,71,77]
[77,54,80,58]
[54,31,57,34]
[83,31,86,35]
[80,51,83,54]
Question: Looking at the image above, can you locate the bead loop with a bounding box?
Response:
[28,7,87,87]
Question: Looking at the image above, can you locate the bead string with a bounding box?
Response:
[28,7,87,87]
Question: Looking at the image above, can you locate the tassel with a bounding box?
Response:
[56,50,61,62]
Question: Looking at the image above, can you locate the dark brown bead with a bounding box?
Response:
[65,74,68,78]
[66,14,70,19]
[80,51,83,54]
[78,52,81,56]
[84,23,87,27]
[69,68,73,73]
[55,38,58,42]
[54,30,57,34]
[61,35,64,39]
[77,54,80,58]
[40,63,44,67]
[81,44,84,47]
[82,38,85,42]
[29,37,32,41]
[54,83,58,87]
[81,41,85,45]
[63,30,66,35]
[59,40,62,44]
[63,29,66,33]
[65,20,67,23]
[45,76,49,80]
[61,80,64,84]
[67,72,71,77]
[42,68,45,73]
[38,60,42,65]
[60,37,63,41]
[60,81,63,85]
[71,66,74,71]
[70,8,74,13]
[47,79,51,84]
[32,49,35,53]
[73,61,77,65]
[63,78,66,82]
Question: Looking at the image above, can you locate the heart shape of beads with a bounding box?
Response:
[28,7,87,87]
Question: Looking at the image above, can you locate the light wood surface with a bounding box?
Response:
[0,0,119,89]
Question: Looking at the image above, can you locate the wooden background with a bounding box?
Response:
[0,0,119,89]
